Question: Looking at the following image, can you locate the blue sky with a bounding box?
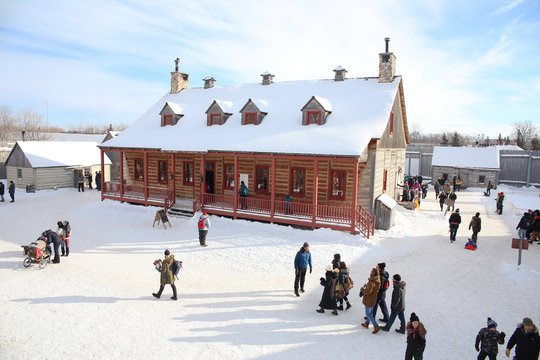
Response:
[0,0,539,138]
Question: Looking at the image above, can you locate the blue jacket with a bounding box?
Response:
[198,214,210,230]
[294,248,312,269]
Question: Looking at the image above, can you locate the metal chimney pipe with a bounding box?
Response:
[22,131,25,141]
[175,58,180,72]
[385,37,390,53]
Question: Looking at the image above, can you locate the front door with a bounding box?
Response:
[205,162,215,194]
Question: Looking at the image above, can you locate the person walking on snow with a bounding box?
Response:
[381,273,406,334]
[516,212,531,241]
[475,317,505,360]
[529,210,540,244]
[360,267,382,334]
[197,211,210,247]
[434,181,440,200]
[444,191,457,215]
[316,265,338,315]
[449,209,462,242]
[8,180,15,202]
[294,242,312,297]
[405,312,427,360]
[505,317,540,359]
[438,191,447,212]
[372,262,390,323]
[495,192,505,215]
[336,261,352,311]
[152,249,178,300]
[57,220,71,256]
[469,212,482,244]
[0,181,4,202]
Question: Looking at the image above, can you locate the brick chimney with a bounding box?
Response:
[170,58,189,94]
[203,75,216,89]
[378,38,396,83]
[333,65,347,81]
[261,71,274,85]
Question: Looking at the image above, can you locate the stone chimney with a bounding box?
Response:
[203,75,216,89]
[378,38,396,83]
[333,65,347,81]
[261,71,274,85]
[170,58,189,94]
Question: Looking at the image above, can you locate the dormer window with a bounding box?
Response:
[205,100,232,126]
[159,102,183,127]
[301,96,331,125]
[239,98,267,125]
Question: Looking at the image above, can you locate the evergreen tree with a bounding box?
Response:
[531,136,540,150]
[441,132,449,146]
[515,129,525,148]
[451,132,460,147]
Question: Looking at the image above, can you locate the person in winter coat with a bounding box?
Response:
[336,261,352,311]
[360,267,381,334]
[475,317,505,360]
[529,210,540,244]
[434,181,440,200]
[331,253,341,270]
[0,181,4,202]
[443,181,451,194]
[57,221,71,256]
[438,192,447,212]
[486,181,493,196]
[381,274,406,334]
[495,192,504,215]
[239,181,248,209]
[316,266,339,315]
[77,172,84,192]
[198,211,210,247]
[444,191,457,215]
[95,171,102,191]
[152,249,178,300]
[8,180,15,202]
[525,209,535,241]
[405,312,427,360]
[469,212,482,244]
[372,262,390,323]
[86,172,93,189]
[421,182,428,199]
[516,212,531,241]
[294,242,312,297]
[43,229,62,263]
[455,177,463,192]
[505,317,540,359]
[449,209,462,242]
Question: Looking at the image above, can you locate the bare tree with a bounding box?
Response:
[0,105,17,145]
[17,107,47,141]
[512,120,538,149]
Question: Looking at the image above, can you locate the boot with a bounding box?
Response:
[152,285,164,299]
[316,308,325,313]
[361,322,369,328]
[332,310,338,316]
[171,284,178,300]
[372,326,381,334]
[337,305,344,311]
[346,302,352,310]
[61,251,65,256]
[66,247,69,257]
[294,290,300,297]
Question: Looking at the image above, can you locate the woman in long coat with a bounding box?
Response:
[152,249,178,300]
[360,267,381,333]
[316,266,339,315]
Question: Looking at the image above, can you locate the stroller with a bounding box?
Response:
[21,237,51,268]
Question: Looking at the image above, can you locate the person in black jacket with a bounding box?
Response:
[475,317,505,360]
[0,181,4,202]
[438,192,447,212]
[405,312,427,360]
[316,266,338,315]
[516,212,531,240]
[8,180,15,202]
[505,317,540,359]
[43,229,62,263]
[449,209,462,242]
[372,262,390,323]
[381,274,406,333]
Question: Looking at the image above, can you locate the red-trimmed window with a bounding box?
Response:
[158,161,168,184]
[306,111,321,125]
[224,164,234,189]
[383,169,388,193]
[162,114,173,126]
[389,111,394,136]
[290,168,305,197]
[244,112,257,125]
[134,159,143,180]
[255,166,269,193]
[330,171,346,199]
[183,162,194,185]
[210,113,221,125]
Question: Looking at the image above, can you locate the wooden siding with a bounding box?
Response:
[432,166,497,188]
[239,102,264,125]
[4,144,32,167]
[7,164,110,190]
[379,90,407,149]
[301,99,329,125]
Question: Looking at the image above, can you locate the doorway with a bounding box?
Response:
[205,162,215,194]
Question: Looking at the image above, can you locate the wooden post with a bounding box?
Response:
[100,148,105,202]
[200,153,205,207]
[233,154,238,218]
[171,152,176,202]
[312,159,319,229]
[270,155,276,222]
[144,151,148,205]
[119,150,124,203]
[351,159,359,235]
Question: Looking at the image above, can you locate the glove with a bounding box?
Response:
[505,348,510,358]
[475,344,479,352]
[309,267,312,274]
[501,332,506,339]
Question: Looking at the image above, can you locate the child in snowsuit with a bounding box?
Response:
[475,317,505,360]
[405,312,427,360]
[152,249,177,300]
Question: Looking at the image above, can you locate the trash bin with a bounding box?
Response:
[25,184,36,193]
[375,194,397,230]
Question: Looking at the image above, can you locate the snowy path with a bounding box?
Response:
[0,188,538,359]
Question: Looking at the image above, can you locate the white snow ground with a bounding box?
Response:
[0,185,539,359]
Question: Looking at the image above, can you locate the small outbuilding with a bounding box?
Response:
[4,141,111,191]
[431,146,499,188]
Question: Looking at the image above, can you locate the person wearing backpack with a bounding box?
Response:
[336,261,352,311]
[381,274,406,334]
[197,211,210,247]
[57,220,71,256]
[371,262,390,323]
[152,249,178,300]
[239,181,248,209]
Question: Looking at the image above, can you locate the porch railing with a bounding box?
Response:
[356,206,376,239]
[102,182,175,210]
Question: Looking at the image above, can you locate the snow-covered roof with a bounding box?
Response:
[101,77,402,156]
[165,102,183,114]
[42,133,107,142]
[377,193,397,209]
[15,141,111,167]
[432,146,500,170]
[494,145,524,151]
[313,95,332,111]
[333,65,346,71]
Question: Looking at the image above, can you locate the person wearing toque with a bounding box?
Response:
[293,242,312,297]
[475,317,505,360]
[506,317,540,359]
[405,312,427,360]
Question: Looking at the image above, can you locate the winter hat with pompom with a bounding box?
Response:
[487,317,497,329]
[410,313,419,322]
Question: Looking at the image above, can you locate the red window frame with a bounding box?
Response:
[306,111,321,125]
[290,168,305,197]
[389,111,394,136]
[209,113,221,126]
[162,114,173,126]
[244,112,257,125]
[134,159,143,180]
[383,169,388,193]
[223,164,234,190]
[158,161,168,184]
[183,162,194,185]
[329,170,346,200]
[255,165,269,193]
